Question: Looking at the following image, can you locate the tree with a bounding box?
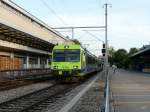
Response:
[129,48,138,56]
[108,47,138,69]
[113,49,129,68]
[108,46,115,65]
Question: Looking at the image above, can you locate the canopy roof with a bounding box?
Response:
[0,23,54,52]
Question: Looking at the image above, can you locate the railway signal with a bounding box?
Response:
[102,43,106,56]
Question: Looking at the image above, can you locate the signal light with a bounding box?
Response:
[102,44,106,56]
[103,44,105,48]
[102,49,105,53]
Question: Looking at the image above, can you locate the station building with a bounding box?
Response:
[0,0,68,77]
[131,45,150,73]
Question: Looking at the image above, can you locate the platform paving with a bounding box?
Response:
[111,69,150,112]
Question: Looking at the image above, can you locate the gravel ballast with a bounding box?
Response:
[69,76,105,112]
[44,72,104,112]
[0,81,53,103]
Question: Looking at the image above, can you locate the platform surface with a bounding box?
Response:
[111,69,150,112]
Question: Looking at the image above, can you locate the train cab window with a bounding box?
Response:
[53,50,80,62]
[66,50,80,62]
[53,50,65,62]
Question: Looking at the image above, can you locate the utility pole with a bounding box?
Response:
[104,3,111,76]
[104,3,111,112]
[71,27,74,39]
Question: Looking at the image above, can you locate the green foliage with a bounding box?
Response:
[108,47,138,68]
[108,46,115,65]
[129,48,138,56]
[113,49,129,68]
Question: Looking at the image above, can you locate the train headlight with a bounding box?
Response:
[73,66,78,69]
[64,45,69,49]
[53,66,58,69]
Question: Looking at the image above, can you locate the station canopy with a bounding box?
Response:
[131,45,150,58]
[0,23,54,52]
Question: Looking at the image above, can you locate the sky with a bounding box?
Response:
[13,0,150,56]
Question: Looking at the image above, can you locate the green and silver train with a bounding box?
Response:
[50,43,102,80]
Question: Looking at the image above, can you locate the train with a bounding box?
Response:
[50,43,103,81]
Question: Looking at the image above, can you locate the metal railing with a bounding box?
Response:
[105,73,110,112]
[103,68,117,112]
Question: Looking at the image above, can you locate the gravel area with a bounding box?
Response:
[0,81,53,103]
[43,79,94,112]
[43,72,104,112]
[69,75,105,112]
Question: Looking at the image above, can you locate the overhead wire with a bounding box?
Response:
[39,0,68,26]
[83,30,104,43]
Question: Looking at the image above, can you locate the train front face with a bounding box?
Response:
[51,44,82,77]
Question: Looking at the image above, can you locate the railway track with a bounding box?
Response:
[0,82,77,112]
[0,72,52,91]
[0,79,33,91]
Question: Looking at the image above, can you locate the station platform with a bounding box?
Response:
[111,69,150,112]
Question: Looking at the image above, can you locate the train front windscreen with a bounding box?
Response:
[53,50,80,62]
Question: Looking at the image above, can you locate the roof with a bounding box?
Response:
[0,23,54,52]
[131,45,150,57]
[1,0,68,41]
